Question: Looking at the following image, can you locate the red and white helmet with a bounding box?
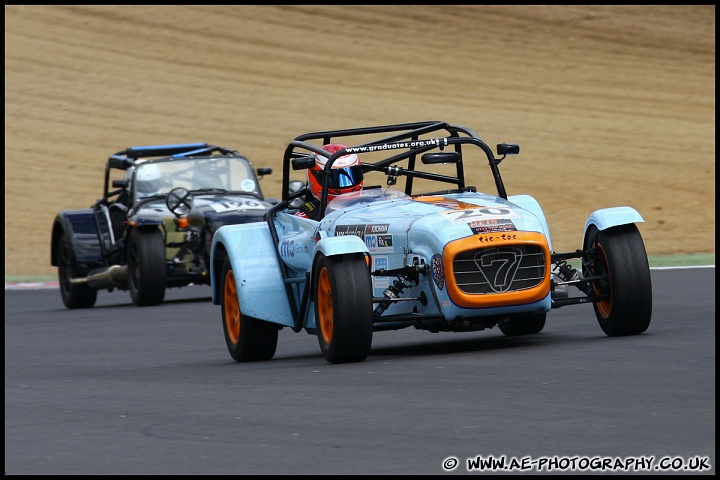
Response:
[307,143,363,201]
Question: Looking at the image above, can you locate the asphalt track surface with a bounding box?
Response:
[4,267,715,475]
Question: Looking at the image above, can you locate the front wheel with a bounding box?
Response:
[127,228,166,306]
[221,258,278,362]
[314,253,374,364]
[57,232,97,309]
[584,224,652,336]
[499,312,546,336]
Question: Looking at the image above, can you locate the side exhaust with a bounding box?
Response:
[71,265,129,290]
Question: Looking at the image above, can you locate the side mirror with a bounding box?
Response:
[257,167,272,177]
[288,180,306,195]
[292,156,315,171]
[112,180,129,189]
[288,180,307,209]
[497,143,519,156]
[422,152,461,164]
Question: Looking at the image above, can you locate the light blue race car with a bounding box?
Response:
[209,121,652,364]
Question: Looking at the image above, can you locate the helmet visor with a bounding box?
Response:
[312,165,364,189]
[137,179,164,194]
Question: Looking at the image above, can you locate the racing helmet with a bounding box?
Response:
[135,163,164,196]
[307,144,363,201]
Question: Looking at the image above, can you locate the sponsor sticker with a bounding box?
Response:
[335,224,366,238]
[469,218,517,234]
[373,256,390,289]
[240,179,256,192]
[431,254,445,290]
[279,239,310,258]
[364,234,393,253]
[365,224,390,234]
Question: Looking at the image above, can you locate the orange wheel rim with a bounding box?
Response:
[593,244,612,318]
[317,267,333,344]
[223,269,241,344]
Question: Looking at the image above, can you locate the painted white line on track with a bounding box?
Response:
[4,265,714,290]
[5,282,60,290]
[650,265,715,270]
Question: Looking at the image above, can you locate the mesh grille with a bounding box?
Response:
[452,245,546,294]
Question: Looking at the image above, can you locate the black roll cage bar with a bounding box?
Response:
[279,120,516,218]
[102,143,244,198]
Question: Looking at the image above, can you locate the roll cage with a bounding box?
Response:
[102,143,269,201]
[279,120,519,218]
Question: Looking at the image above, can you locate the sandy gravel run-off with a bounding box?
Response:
[4,5,715,277]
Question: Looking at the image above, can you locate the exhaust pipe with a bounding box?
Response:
[71,265,129,290]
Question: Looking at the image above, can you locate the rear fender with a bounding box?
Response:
[51,210,105,272]
[210,223,293,326]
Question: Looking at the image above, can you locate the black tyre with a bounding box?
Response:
[499,312,547,336]
[314,253,374,364]
[127,228,166,306]
[57,233,97,309]
[220,258,278,362]
[584,224,652,336]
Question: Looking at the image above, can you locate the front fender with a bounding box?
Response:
[313,233,369,259]
[131,216,164,227]
[302,234,369,331]
[584,206,644,234]
[210,223,293,326]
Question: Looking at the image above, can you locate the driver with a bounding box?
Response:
[295,143,364,219]
[135,163,165,198]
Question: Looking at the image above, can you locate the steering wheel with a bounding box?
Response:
[166,187,194,216]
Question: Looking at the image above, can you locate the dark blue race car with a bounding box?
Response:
[51,143,282,308]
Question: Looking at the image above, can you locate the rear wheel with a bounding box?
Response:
[314,253,373,364]
[584,224,652,336]
[499,312,546,336]
[57,232,97,309]
[221,258,278,362]
[127,228,166,306]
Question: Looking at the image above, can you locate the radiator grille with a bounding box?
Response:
[452,245,546,294]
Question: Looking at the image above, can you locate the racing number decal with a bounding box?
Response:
[440,207,518,234]
[415,197,518,233]
[209,200,266,213]
[441,207,515,223]
[474,247,523,293]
